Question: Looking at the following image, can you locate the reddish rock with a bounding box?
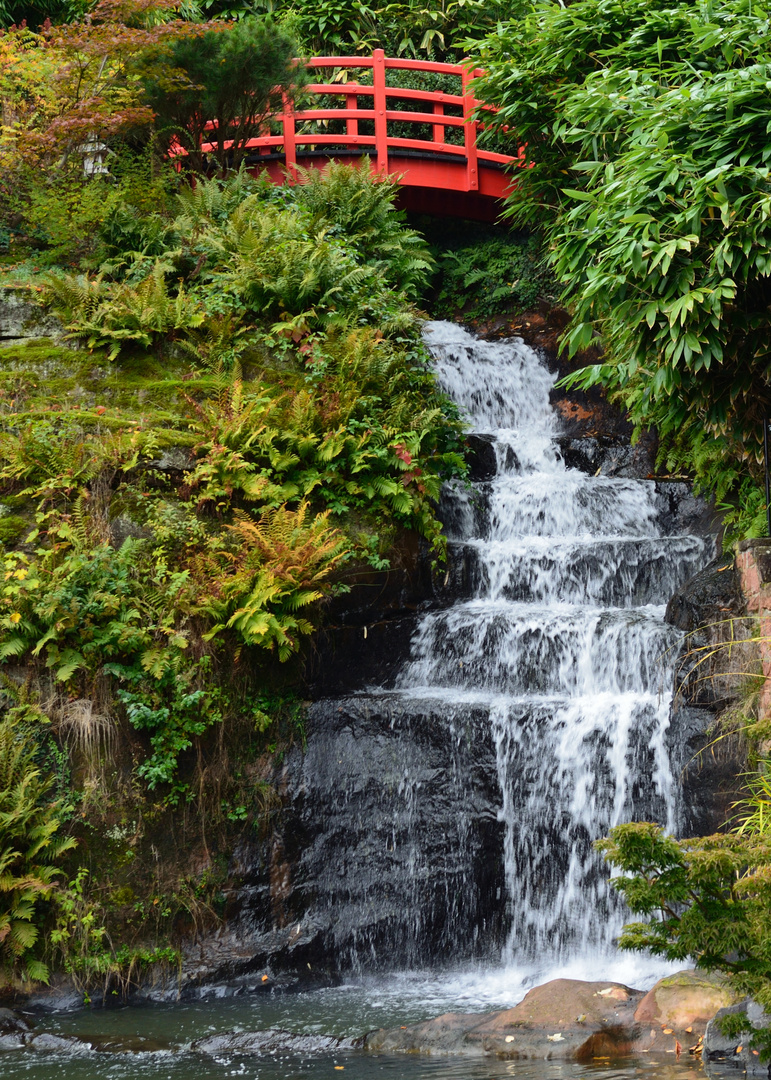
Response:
[364,978,645,1059]
[633,969,735,1056]
[364,972,737,1060]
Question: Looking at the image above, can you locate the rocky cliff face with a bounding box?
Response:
[162,327,742,999]
[665,556,754,835]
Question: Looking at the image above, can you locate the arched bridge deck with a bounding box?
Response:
[201,50,523,221]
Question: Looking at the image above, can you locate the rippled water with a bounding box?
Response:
[2,979,725,1080]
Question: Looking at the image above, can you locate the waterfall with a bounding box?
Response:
[388,321,711,967]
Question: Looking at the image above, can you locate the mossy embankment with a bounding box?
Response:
[0,165,484,998]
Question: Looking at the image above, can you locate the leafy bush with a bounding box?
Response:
[20,149,178,265]
[200,502,349,657]
[473,0,771,538]
[43,164,436,345]
[1,165,465,798]
[281,0,514,61]
[48,864,181,997]
[429,230,553,321]
[142,15,303,172]
[44,267,205,359]
[1,3,303,256]
[295,163,434,300]
[50,868,180,1002]
[601,818,771,1058]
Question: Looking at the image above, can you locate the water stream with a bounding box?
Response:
[2,322,716,1077]
[400,320,710,967]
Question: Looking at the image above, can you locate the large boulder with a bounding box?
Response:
[364,978,645,1059]
[633,969,735,1054]
[364,971,736,1060]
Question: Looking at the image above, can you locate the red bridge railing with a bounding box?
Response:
[198,50,522,204]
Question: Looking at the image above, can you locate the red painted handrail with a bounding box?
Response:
[191,50,523,194]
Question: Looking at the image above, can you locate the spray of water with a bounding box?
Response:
[392,321,710,969]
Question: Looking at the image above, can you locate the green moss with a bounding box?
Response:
[0,340,213,446]
[0,515,30,545]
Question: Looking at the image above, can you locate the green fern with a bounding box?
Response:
[42,267,205,360]
[202,503,349,659]
[0,718,76,985]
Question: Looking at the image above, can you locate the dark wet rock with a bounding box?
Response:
[665,560,749,834]
[306,526,436,697]
[556,436,605,475]
[193,1029,352,1055]
[0,1008,31,1034]
[166,694,506,993]
[666,558,743,634]
[26,1032,91,1053]
[704,1000,771,1078]
[306,615,421,696]
[466,434,498,481]
[23,985,86,1012]
[550,385,636,442]
[667,558,754,711]
[671,704,744,837]
[654,482,722,540]
[556,435,656,480]
[0,1033,25,1050]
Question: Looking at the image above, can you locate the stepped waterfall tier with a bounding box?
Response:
[357,320,712,972]
[389,321,712,965]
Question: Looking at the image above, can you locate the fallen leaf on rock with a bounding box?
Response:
[576,1015,586,1023]
[736,1047,743,1054]
[597,988,614,996]
[547,1034,565,1042]
[685,1027,693,1034]
[663,1029,673,1034]
[505,1036,515,1043]
[650,1031,657,1039]
[261,975,269,982]
[335,1068,344,1071]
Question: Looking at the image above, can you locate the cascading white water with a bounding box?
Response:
[393,321,711,968]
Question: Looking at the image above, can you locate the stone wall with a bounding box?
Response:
[0,289,63,346]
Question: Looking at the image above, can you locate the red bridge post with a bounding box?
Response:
[461,66,479,192]
[373,49,388,174]
[281,93,297,182]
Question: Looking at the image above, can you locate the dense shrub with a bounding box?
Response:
[473,0,771,538]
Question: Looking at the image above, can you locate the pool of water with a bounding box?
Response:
[0,1052,724,1080]
[2,967,736,1080]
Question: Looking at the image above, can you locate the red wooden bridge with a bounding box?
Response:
[201,50,523,221]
